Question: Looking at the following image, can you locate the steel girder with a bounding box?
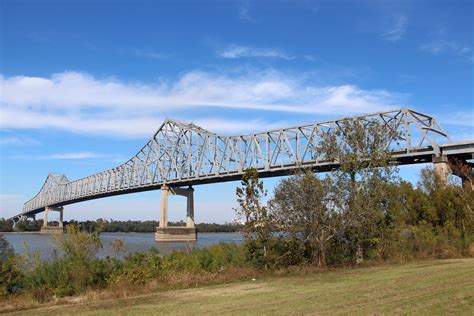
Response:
[19,108,450,216]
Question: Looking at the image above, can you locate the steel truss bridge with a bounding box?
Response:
[9,108,474,222]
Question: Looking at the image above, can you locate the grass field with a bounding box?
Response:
[5,258,474,315]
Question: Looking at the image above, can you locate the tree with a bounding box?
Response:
[0,235,22,297]
[0,235,14,265]
[235,168,273,269]
[0,219,13,232]
[418,167,474,250]
[318,118,400,263]
[270,171,340,268]
[54,225,102,263]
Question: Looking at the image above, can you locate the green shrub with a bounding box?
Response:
[0,256,23,297]
[0,235,23,297]
[22,225,111,299]
[207,242,246,270]
[242,237,306,269]
[109,250,163,284]
[0,234,14,262]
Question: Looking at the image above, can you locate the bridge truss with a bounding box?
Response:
[17,108,453,218]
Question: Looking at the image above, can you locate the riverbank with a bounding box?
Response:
[2,258,473,315]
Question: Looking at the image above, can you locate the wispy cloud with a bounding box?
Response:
[0,70,405,137]
[419,26,473,63]
[304,0,320,13]
[0,135,40,145]
[0,194,23,202]
[436,110,474,142]
[420,40,473,63]
[238,2,258,23]
[421,41,467,55]
[219,45,292,60]
[134,49,167,59]
[438,110,474,128]
[45,152,106,160]
[382,15,407,42]
[10,152,113,161]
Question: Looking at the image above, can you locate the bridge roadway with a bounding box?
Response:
[8,108,474,240]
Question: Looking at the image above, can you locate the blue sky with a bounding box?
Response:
[1,0,473,223]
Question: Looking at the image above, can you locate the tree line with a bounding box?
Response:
[0,219,241,233]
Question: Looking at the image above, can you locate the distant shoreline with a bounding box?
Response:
[0,231,41,234]
[1,231,240,234]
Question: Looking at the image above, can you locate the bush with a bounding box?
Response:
[0,235,13,264]
[109,250,163,285]
[0,256,23,297]
[0,235,23,297]
[108,243,246,286]
[207,242,246,270]
[23,225,110,299]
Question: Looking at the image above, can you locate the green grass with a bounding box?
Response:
[6,259,474,315]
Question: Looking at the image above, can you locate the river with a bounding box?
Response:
[2,232,243,259]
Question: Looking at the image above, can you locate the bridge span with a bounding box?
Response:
[8,108,474,241]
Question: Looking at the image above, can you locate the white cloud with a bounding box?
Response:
[219,45,292,60]
[382,15,407,42]
[0,70,405,137]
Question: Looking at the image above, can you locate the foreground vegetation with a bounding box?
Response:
[3,258,473,315]
[1,167,471,305]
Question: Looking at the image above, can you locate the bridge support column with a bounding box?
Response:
[186,187,195,228]
[160,186,169,228]
[433,156,451,185]
[40,206,65,234]
[155,185,197,242]
[42,208,49,228]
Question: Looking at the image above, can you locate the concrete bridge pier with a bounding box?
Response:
[155,185,197,242]
[433,156,451,185]
[40,206,65,234]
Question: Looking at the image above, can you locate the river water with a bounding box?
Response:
[2,232,243,260]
